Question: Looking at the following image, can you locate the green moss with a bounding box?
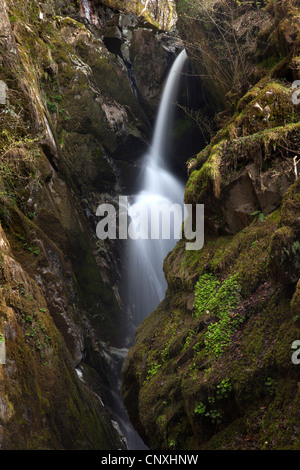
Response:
[185,141,224,204]
[279,178,300,226]
[257,55,283,71]
[267,224,300,284]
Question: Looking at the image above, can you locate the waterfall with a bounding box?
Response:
[80,0,92,23]
[79,0,99,26]
[151,50,188,166]
[127,49,188,328]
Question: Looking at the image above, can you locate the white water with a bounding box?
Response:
[80,0,92,23]
[151,49,188,166]
[127,50,188,328]
[80,0,100,26]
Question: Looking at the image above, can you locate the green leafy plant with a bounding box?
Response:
[216,378,232,399]
[193,273,221,318]
[161,342,170,362]
[9,14,18,23]
[145,361,161,381]
[251,210,265,223]
[183,329,196,350]
[188,362,199,380]
[22,243,40,256]
[195,402,222,424]
[193,341,202,354]
[194,273,243,357]
[291,241,300,256]
[169,439,176,448]
[194,402,206,415]
[47,101,58,113]
[205,409,222,424]
[265,377,277,396]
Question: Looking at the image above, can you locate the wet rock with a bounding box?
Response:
[100,11,180,120]
[103,24,123,55]
[129,28,168,119]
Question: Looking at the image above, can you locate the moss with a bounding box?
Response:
[185,141,224,204]
[267,224,300,284]
[185,161,214,207]
[234,81,297,134]
[291,280,300,329]
[279,178,300,226]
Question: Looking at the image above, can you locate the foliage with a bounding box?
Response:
[194,273,241,320]
[145,361,161,381]
[183,329,196,350]
[205,409,222,424]
[194,378,232,425]
[193,273,221,319]
[194,402,206,415]
[47,101,58,113]
[252,210,265,223]
[265,377,277,396]
[194,273,243,357]
[161,341,170,362]
[216,378,232,399]
[194,402,222,424]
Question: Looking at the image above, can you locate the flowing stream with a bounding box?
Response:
[127,49,188,329]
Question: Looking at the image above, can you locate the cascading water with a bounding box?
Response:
[127,49,188,329]
[79,0,99,26]
[80,0,92,23]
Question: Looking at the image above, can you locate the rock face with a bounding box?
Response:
[122,0,300,450]
[102,9,181,121]
[0,0,176,450]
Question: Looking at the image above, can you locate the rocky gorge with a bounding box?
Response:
[0,0,299,452]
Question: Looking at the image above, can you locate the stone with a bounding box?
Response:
[130,28,168,118]
[224,173,259,232]
[121,43,130,63]
[119,13,139,31]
